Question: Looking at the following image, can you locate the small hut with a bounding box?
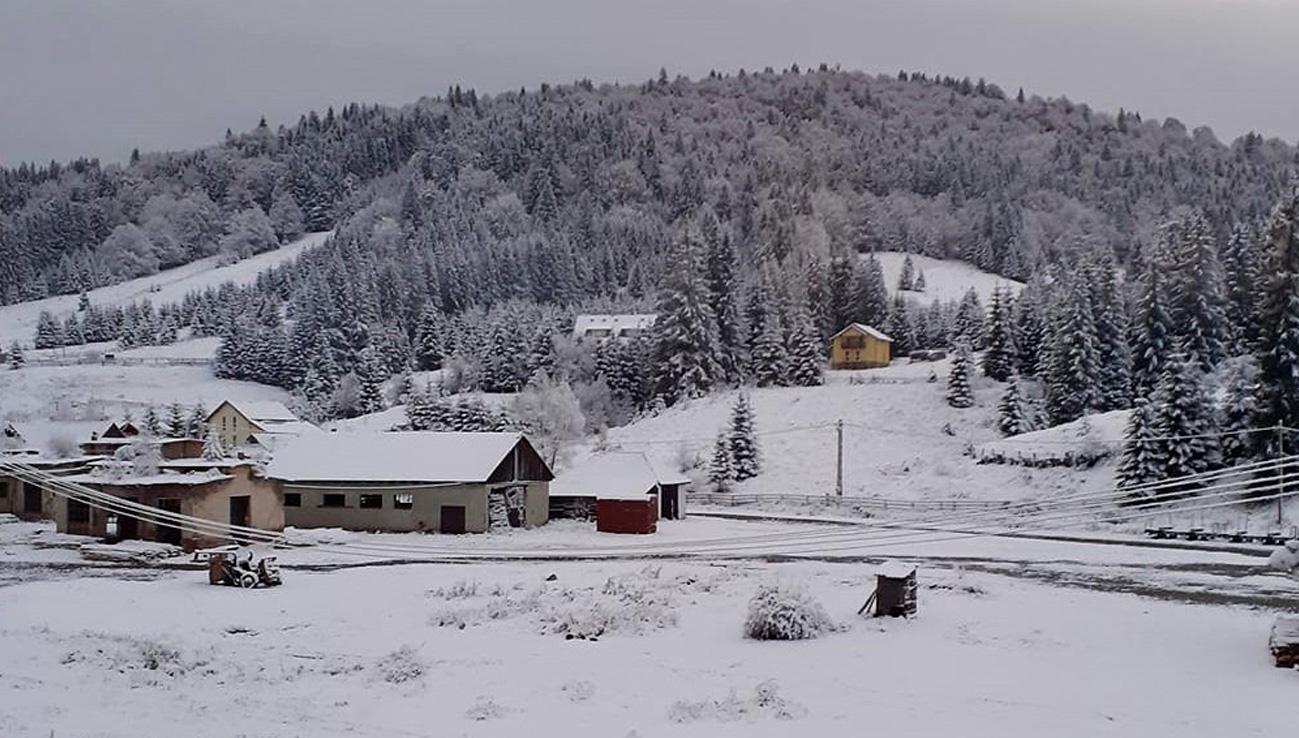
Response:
[829,323,893,369]
[873,560,917,618]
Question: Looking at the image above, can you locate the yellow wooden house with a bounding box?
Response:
[829,323,893,369]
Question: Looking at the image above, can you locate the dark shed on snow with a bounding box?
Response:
[874,561,918,617]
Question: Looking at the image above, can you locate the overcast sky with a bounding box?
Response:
[0,0,1295,166]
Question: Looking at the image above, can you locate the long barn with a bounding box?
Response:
[267,431,553,534]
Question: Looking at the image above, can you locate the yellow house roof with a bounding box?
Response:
[831,323,893,342]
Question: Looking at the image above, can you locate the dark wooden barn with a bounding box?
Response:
[873,561,917,618]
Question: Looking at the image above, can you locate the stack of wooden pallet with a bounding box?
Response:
[1269,617,1299,668]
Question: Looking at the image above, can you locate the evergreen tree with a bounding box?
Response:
[1171,215,1228,371]
[650,230,720,405]
[750,306,789,387]
[703,219,744,384]
[728,392,761,480]
[946,342,974,409]
[952,288,986,349]
[707,431,735,493]
[1252,188,1299,460]
[413,306,446,371]
[981,288,1015,381]
[914,270,927,291]
[1012,279,1048,376]
[996,374,1028,436]
[1045,281,1099,425]
[166,402,187,438]
[1088,257,1132,411]
[855,254,890,327]
[1220,224,1262,355]
[142,406,162,436]
[1130,255,1176,399]
[201,428,225,460]
[1154,352,1219,486]
[828,255,861,331]
[8,341,24,370]
[34,310,65,349]
[355,345,386,415]
[1218,359,1257,467]
[187,402,208,438]
[1116,398,1166,497]
[898,254,916,290]
[884,294,914,355]
[785,294,824,387]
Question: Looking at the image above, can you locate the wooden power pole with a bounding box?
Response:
[836,419,844,497]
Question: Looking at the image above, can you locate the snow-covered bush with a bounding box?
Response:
[743,582,836,641]
[376,645,426,684]
[465,696,508,721]
[428,579,480,599]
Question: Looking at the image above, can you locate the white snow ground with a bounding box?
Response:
[0,231,332,347]
[1,547,1295,738]
[874,250,1025,304]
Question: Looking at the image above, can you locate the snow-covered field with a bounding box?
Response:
[0,231,331,347]
[875,251,1024,304]
[2,547,1295,738]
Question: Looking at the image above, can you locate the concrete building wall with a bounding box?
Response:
[282,480,550,533]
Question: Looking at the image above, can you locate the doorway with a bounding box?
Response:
[229,496,251,543]
[440,505,466,534]
[155,499,182,546]
[23,482,42,515]
[117,498,139,541]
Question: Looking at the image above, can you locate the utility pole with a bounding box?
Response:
[835,419,844,497]
[1278,424,1286,526]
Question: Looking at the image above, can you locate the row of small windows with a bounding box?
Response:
[284,491,414,510]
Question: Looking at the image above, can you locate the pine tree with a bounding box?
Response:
[785,297,824,387]
[1012,279,1048,376]
[898,254,916,290]
[914,270,926,291]
[855,255,889,327]
[996,375,1028,436]
[1044,280,1099,426]
[884,295,914,355]
[34,310,65,349]
[1171,215,1228,371]
[946,343,974,409]
[708,431,735,492]
[1130,255,1175,400]
[8,341,24,370]
[1088,257,1132,411]
[355,345,386,415]
[166,401,187,438]
[704,218,744,384]
[413,306,446,371]
[981,288,1015,381]
[142,406,162,436]
[1218,359,1257,467]
[728,392,761,481]
[1220,224,1262,355]
[1116,398,1166,498]
[751,307,789,387]
[1154,352,1219,487]
[187,402,208,438]
[952,288,986,349]
[202,428,225,460]
[1252,188,1299,459]
[650,229,720,405]
[828,256,860,331]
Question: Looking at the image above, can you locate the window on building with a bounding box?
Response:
[0,481,8,498]
[322,493,346,508]
[585,328,612,338]
[394,493,414,510]
[841,335,865,350]
[284,493,302,507]
[67,499,90,523]
[359,494,383,509]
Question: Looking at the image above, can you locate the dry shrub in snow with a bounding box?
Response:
[375,645,426,684]
[668,679,806,723]
[465,696,508,721]
[427,579,479,599]
[561,680,595,702]
[743,582,836,641]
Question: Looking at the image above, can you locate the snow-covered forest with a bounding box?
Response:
[7,66,1299,493]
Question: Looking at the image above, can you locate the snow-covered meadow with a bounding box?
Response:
[1,552,1295,738]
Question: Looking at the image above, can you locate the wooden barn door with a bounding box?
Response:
[23,483,42,514]
[117,498,139,541]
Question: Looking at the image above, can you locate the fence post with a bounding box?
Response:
[835,419,844,497]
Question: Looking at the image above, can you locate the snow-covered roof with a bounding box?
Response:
[832,323,893,342]
[551,452,663,500]
[266,431,527,483]
[67,470,232,487]
[877,560,917,578]
[572,314,657,339]
[223,400,299,424]
[645,456,691,487]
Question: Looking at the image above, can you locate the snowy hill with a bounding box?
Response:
[873,251,1024,305]
[579,359,1111,505]
[0,231,332,347]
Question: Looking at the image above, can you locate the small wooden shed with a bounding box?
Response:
[829,323,893,369]
[596,494,658,535]
[873,560,918,618]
